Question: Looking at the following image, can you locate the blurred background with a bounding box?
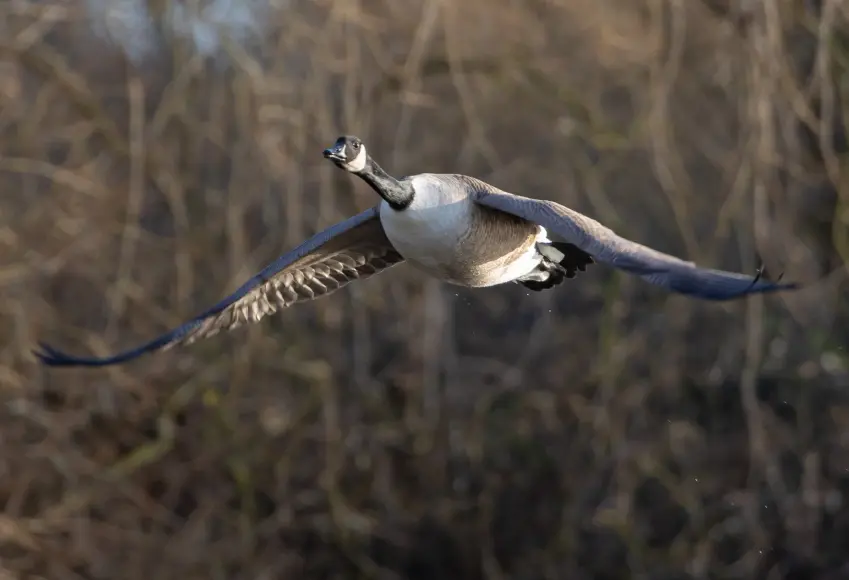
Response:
[1,0,848,578]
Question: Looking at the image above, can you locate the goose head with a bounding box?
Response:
[323,135,368,173]
[323,134,414,210]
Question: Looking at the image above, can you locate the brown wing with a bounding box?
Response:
[35,206,403,367]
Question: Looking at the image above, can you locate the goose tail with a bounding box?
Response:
[516,241,595,292]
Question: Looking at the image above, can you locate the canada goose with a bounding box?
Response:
[35,135,798,367]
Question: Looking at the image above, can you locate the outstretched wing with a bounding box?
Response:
[473,188,798,300]
[36,206,403,367]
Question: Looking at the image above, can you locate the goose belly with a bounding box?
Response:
[379,200,544,287]
[379,199,468,276]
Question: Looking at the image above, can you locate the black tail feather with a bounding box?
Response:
[518,242,595,292]
[519,266,566,291]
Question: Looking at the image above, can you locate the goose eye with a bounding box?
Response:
[353,142,360,150]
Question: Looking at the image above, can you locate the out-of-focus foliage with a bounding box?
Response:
[1,0,848,578]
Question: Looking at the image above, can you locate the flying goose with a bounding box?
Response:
[35,135,798,367]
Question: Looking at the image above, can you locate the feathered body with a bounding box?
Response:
[380,174,547,287]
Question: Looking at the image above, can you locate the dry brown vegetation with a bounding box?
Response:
[2,0,849,578]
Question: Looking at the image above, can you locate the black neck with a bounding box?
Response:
[356,158,414,211]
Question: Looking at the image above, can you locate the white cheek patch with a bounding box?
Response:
[346,146,367,172]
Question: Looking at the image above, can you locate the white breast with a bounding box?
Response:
[379,174,550,286]
[378,175,472,274]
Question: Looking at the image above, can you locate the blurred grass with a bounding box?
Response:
[1,0,849,578]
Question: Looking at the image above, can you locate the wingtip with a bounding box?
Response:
[749,265,802,293]
[693,276,802,301]
[33,336,166,368]
[764,279,802,292]
[33,342,75,367]
[743,278,802,298]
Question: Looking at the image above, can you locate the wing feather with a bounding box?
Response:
[473,187,798,300]
[35,206,403,367]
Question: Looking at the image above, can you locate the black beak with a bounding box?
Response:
[323,148,344,162]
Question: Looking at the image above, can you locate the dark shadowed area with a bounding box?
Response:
[2,0,848,578]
